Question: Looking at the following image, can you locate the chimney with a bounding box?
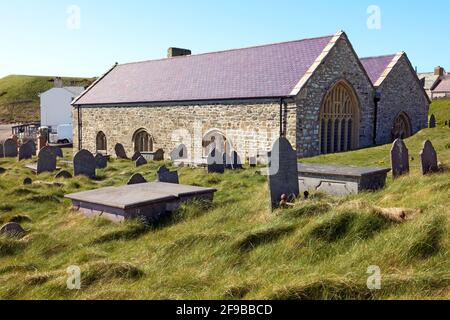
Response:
[434,66,445,76]
[167,47,191,58]
[54,77,63,88]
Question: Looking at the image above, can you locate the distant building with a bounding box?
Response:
[418,66,448,99]
[39,78,84,142]
[431,78,450,99]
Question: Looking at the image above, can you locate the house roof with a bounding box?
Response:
[64,87,85,96]
[73,35,335,105]
[360,54,396,85]
[432,77,450,93]
[417,72,441,90]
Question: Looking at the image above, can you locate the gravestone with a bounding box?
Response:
[135,156,148,167]
[249,156,257,167]
[207,148,225,174]
[37,146,57,174]
[390,139,410,178]
[127,173,147,185]
[132,151,142,162]
[3,139,18,158]
[25,140,37,156]
[230,151,243,169]
[73,149,96,178]
[95,154,108,169]
[0,222,25,237]
[157,166,179,184]
[50,146,63,158]
[0,167,5,174]
[18,142,33,161]
[170,144,188,161]
[153,149,164,161]
[23,177,33,185]
[115,143,128,159]
[55,170,73,179]
[0,142,4,158]
[420,140,438,175]
[429,114,436,128]
[268,137,299,210]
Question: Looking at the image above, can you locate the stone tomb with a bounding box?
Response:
[18,142,34,160]
[73,149,96,178]
[65,182,216,222]
[298,164,390,196]
[390,139,410,178]
[115,143,128,159]
[420,140,439,175]
[3,139,18,158]
[157,166,179,184]
[268,137,299,210]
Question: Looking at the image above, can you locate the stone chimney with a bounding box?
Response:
[167,47,191,58]
[434,66,445,76]
[54,77,63,88]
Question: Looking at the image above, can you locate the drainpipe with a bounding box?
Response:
[77,106,82,151]
[373,91,381,145]
[279,98,284,137]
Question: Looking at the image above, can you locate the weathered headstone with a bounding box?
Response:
[55,170,73,179]
[207,148,225,174]
[390,139,410,178]
[0,142,4,158]
[115,143,128,159]
[135,156,148,167]
[249,156,257,167]
[420,140,439,175]
[95,153,108,169]
[131,151,142,162]
[268,137,299,210]
[50,146,63,158]
[25,140,37,156]
[73,149,96,178]
[429,114,436,128]
[37,146,57,174]
[3,139,18,158]
[127,173,147,185]
[23,177,33,185]
[18,142,33,161]
[170,144,188,161]
[153,149,164,161]
[0,222,25,237]
[157,166,179,184]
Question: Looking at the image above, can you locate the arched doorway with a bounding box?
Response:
[319,81,360,154]
[133,129,153,153]
[392,112,412,141]
[96,131,107,154]
[202,130,231,157]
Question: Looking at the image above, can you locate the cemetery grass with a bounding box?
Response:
[429,98,450,128]
[0,128,449,300]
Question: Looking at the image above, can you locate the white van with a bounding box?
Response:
[49,124,73,144]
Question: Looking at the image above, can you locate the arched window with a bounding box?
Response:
[96,131,107,154]
[202,130,231,157]
[392,112,412,141]
[319,81,360,154]
[133,129,153,153]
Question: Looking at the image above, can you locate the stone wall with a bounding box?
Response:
[376,55,430,145]
[73,100,297,162]
[295,35,375,157]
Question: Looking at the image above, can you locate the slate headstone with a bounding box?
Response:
[25,140,37,156]
[23,177,33,185]
[115,143,128,159]
[268,137,299,210]
[55,170,73,179]
[230,151,243,169]
[390,139,410,178]
[135,156,148,167]
[50,146,63,158]
[18,142,33,161]
[429,114,436,128]
[0,222,25,237]
[73,149,96,178]
[37,146,57,174]
[420,140,439,175]
[3,139,18,158]
[0,167,5,174]
[170,144,188,161]
[157,166,180,184]
[207,148,225,174]
[127,173,147,185]
[95,153,108,169]
[0,142,4,158]
[153,149,164,161]
[132,151,142,162]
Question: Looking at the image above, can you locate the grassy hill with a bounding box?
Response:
[429,99,450,127]
[0,108,448,300]
[0,75,94,124]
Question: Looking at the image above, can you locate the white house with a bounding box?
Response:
[39,78,85,142]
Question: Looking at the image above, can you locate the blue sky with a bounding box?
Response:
[0,0,448,78]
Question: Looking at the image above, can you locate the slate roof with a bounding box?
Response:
[73,35,334,105]
[417,72,441,90]
[360,54,396,84]
[433,77,450,93]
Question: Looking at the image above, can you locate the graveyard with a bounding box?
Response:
[0,117,448,299]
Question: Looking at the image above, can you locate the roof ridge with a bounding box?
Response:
[118,34,335,67]
[360,53,397,60]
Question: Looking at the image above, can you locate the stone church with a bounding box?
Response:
[72,31,430,162]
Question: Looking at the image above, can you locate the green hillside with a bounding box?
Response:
[429,99,450,127]
[0,75,94,124]
[0,105,448,300]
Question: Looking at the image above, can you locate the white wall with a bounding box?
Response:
[40,88,76,129]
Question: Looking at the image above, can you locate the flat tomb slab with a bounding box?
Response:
[298,163,390,196]
[65,182,216,222]
[25,163,61,173]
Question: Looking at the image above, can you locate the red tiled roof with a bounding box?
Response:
[433,78,450,93]
[74,35,333,105]
[360,54,396,84]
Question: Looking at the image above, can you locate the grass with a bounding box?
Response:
[429,99,450,127]
[0,75,94,123]
[0,108,448,300]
